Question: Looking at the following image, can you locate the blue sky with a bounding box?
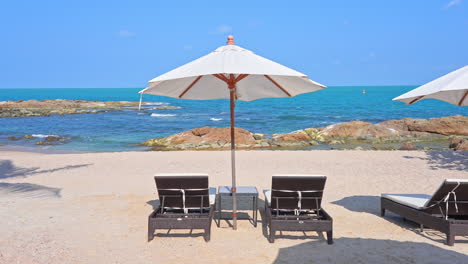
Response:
[0,0,467,88]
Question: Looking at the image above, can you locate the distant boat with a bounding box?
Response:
[362,89,366,94]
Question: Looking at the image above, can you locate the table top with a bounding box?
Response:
[218,186,258,196]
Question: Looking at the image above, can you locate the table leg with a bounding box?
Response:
[254,196,258,227]
[217,195,221,227]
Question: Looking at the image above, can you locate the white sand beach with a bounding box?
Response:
[0,150,467,263]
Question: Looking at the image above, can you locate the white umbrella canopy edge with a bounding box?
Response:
[393,65,468,106]
[140,74,325,101]
[138,36,327,229]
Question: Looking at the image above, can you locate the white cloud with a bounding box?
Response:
[445,0,462,9]
[216,24,233,34]
[118,30,136,38]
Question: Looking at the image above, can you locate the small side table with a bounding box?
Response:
[216,186,258,227]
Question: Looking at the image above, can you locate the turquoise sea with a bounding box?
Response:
[1,87,467,152]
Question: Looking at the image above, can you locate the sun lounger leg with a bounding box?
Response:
[148,220,155,242]
[204,229,211,242]
[420,224,424,232]
[381,208,385,217]
[326,231,333,245]
[269,228,275,243]
[446,234,455,246]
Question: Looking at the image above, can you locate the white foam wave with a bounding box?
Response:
[144,102,169,106]
[210,118,223,121]
[32,134,59,138]
[151,113,177,117]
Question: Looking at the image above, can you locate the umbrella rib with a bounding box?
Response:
[212,74,230,84]
[408,95,424,105]
[264,75,292,97]
[178,76,203,98]
[458,90,468,106]
[234,74,249,83]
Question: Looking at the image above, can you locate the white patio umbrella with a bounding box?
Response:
[393,65,468,106]
[139,36,326,229]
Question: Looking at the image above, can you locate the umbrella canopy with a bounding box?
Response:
[139,36,326,229]
[393,65,468,106]
[140,36,325,100]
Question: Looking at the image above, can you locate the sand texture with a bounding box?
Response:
[0,150,467,263]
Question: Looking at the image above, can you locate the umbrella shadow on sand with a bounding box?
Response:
[402,151,467,171]
[332,196,468,245]
[0,159,92,179]
[272,237,468,263]
[0,182,61,199]
[0,159,91,199]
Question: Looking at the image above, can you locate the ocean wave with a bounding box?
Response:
[32,134,59,138]
[210,118,223,121]
[150,113,177,117]
[144,102,169,106]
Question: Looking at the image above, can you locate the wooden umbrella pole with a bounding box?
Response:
[229,84,238,230]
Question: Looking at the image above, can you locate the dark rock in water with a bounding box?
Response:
[399,142,417,150]
[449,138,465,149]
[35,141,53,145]
[45,136,61,142]
[449,138,468,151]
[7,136,23,141]
[24,134,34,139]
[455,140,468,151]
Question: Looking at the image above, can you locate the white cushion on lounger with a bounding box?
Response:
[264,189,271,205]
[381,194,432,210]
[209,187,216,205]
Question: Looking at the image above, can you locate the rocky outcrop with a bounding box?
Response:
[270,131,318,148]
[140,116,467,151]
[141,127,320,150]
[318,121,398,139]
[141,127,259,150]
[379,115,468,136]
[315,115,468,141]
[0,99,178,118]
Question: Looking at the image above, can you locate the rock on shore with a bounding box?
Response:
[140,115,468,151]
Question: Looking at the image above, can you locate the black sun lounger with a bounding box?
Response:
[263,174,333,244]
[381,179,468,246]
[148,174,216,242]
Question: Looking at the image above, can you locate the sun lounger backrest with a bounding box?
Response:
[425,179,468,216]
[154,174,210,210]
[271,174,326,211]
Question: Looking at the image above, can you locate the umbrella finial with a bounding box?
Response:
[227,35,235,45]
